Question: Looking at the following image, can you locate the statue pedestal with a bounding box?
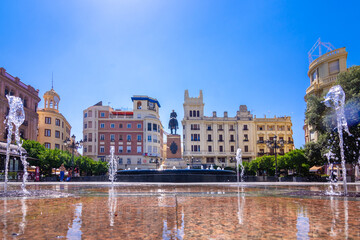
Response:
[166,134,181,159]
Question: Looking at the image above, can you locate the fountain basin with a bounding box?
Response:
[115,169,236,182]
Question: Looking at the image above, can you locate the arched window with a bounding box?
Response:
[137,101,142,109]
[190,110,192,117]
[4,87,9,96]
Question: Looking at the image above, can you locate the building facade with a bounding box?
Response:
[304,44,348,143]
[37,88,72,150]
[0,68,40,142]
[182,90,294,168]
[82,96,164,169]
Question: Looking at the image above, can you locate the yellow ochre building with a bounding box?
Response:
[37,88,71,150]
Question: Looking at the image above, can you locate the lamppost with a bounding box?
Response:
[265,135,284,179]
[64,134,83,169]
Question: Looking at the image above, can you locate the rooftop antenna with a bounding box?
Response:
[308,38,335,64]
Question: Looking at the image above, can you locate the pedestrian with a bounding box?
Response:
[59,164,66,182]
[66,168,72,182]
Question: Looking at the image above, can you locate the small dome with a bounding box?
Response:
[44,88,60,100]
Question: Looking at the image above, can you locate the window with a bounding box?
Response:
[230,135,234,141]
[119,135,123,141]
[219,135,223,141]
[193,110,196,117]
[137,146,142,153]
[44,142,51,149]
[119,124,123,128]
[148,146,152,153]
[191,134,200,141]
[230,125,234,130]
[207,134,212,141]
[244,146,248,152]
[55,144,60,149]
[44,129,51,137]
[153,136,158,143]
[137,114,141,119]
[148,135,152,141]
[191,124,200,130]
[197,110,200,117]
[153,124,157,132]
[244,134,248,141]
[127,123,131,128]
[127,135,131,141]
[100,123,105,128]
[311,69,318,82]
[137,135,142,141]
[55,119,60,126]
[100,134,105,140]
[23,98,28,108]
[84,147,87,153]
[100,146,105,153]
[127,158,131,164]
[110,123,115,128]
[207,125,212,130]
[84,113,87,118]
[243,125,248,130]
[45,117,51,124]
[55,131,60,138]
[137,124,142,129]
[208,146,212,152]
[100,112,105,117]
[231,146,235,152]
[88,111,92,117]
[191,145,200,152]
[119,158,123,164]
[118,146,123,153]
[218,125,223,130]
[147,123,152,131]
[190,111,192,117]
[110,134,115,142]
[137,101,142,109]
[137,158,142,164]
[329,60,340,74]
[127,146,131,153]
[219,146,223,152]
[84,123,87,129]
[88,133,92,142]
[62,122,64,128]
[4,87,9,96]
[153,146,157,153]
[88,145,92,152]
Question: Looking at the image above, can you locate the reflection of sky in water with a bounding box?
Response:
[296,207,309,240]
[66,203,83,240]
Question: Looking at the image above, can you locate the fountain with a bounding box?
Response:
[324,151,340,195]
[236,148,245,183]
[4,95,28,193]
[108,146,117,184]
[324,85,351,195]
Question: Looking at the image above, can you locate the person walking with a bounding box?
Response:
[59,164,66,182]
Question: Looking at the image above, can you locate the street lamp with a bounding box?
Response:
[265,135,285,179]
[64,134,83,169]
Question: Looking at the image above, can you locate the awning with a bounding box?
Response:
[309,166,323,172]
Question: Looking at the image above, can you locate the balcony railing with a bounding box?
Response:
[243,139,249,142]
[207,139,213,142]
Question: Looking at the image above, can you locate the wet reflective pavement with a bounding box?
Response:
[1,183,360,239]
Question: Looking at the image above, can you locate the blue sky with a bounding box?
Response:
[1,0,359,148]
